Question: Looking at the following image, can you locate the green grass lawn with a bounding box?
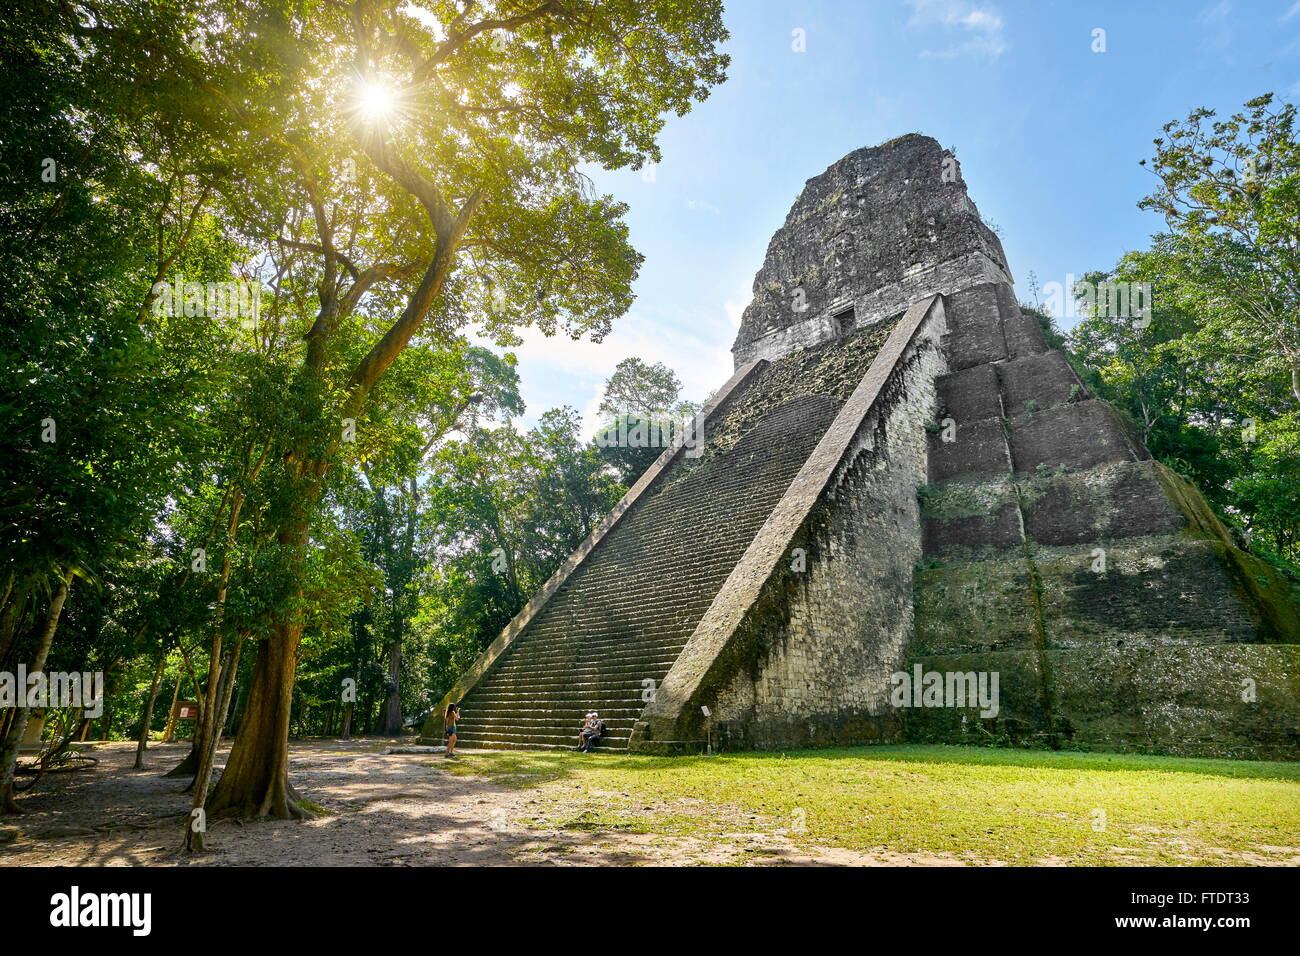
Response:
[445,745,1300,865]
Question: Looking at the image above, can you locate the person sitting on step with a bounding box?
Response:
[576,712,595,752]
[578,712,606,753]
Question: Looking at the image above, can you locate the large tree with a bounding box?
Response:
[595,356,700,483]
[1138,93,1300,402]
[597,357,686,420]
[58,0,727,819]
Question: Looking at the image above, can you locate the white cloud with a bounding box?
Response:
[905,0,1008,59]
[1284,0,1300,20]
[686,198,721,215]
[504,302,736,437]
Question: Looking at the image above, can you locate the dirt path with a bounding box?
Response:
[0,740,955,866]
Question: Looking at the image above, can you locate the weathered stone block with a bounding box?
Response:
[1000,295,1049,359]
[928,417,1011,482]
[902,649,1050,743]
[945,283,1010,371]
[921,479,1023,555]
[912,558,1039,655]
[924,502,1023,556]
[1007,400,1146,474]
[996,351,1086,415]
[1045,645,1300,760]
[904,644,1300,760]
[1032,539,1282,649]
[937,362,1003,422]
[1019,460,1195,546]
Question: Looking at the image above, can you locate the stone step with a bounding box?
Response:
[492,650,685,672]
[483,667,680,688]
[489,650,686,673]
[459,715,637,730]
[473,674,670,692]
[486,665,673,681]
[455,730,632,749]
[457,704,645,719]
[458,723,635,740]
[466,702,646,717]
[498,630,692,651]
[454,738,627,753]
[468,691,650,706]
[495,634,692,660]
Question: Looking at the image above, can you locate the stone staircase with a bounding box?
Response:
[450,322,900,751]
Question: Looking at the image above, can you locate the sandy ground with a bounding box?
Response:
[0,740,959,867]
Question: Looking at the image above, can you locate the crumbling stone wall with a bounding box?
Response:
[910,282,1300,759]
[733,133,1010,367]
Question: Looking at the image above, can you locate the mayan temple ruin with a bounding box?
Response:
[421,133,1300,760]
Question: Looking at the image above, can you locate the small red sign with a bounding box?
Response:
[174,700,199,721]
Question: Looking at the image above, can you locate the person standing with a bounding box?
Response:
[444,701,460,757]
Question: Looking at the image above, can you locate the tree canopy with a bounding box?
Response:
[0,0,728,830]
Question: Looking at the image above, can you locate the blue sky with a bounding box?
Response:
[506,0,1300,433]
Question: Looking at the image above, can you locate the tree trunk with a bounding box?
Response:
[186,634,243,850]
[0,575,25,667]
[229,683,246,734]
[0,570,72,813]
[205,620,311,819]
[161,675,183,743]
[134,651,167,769]
[164,743,200,778]
[213,635,244,739]
[175,639,237,789]
[381,637,403,735]
[94,671,116,741]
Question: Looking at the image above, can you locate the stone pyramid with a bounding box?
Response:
[422,134,1299,759]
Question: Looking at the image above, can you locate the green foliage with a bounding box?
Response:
[598,357,688,420]
[1137,93,1300,402]
[1058,93,1300,580]
[0,0,728,761]
[593,357,701,484]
